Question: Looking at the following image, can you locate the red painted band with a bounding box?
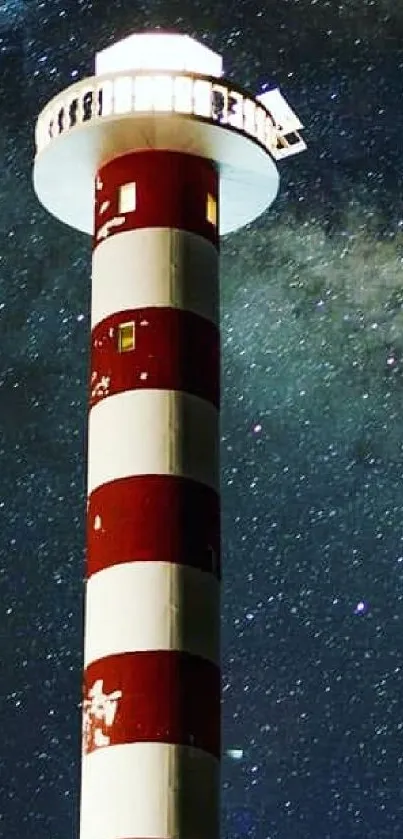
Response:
[94,151,219,249]
[90,307,220,410]
[82,650,220,758]
[87,475,221,580]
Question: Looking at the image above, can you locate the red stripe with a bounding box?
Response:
[94,151,219,249]
[90,307,220,410]
[87,475,221,580]
[82,650,220,758]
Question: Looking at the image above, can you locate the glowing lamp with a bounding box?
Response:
[95,32,223,77]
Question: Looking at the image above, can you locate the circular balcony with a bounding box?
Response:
[33,71,280,236]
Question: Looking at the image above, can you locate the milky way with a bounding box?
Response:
[0,1,403,837]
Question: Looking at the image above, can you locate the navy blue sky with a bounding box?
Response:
[0,1,403,837]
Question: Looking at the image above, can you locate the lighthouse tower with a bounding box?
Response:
[33,31,305,839]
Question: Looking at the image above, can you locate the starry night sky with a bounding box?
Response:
[1,0,403,837]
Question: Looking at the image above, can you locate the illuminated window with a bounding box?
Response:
[206,193,217,227]
[118,321,136,352]
[119,182,136,214]
[94,515,102,531]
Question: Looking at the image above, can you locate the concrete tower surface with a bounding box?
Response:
[33,30,306,839]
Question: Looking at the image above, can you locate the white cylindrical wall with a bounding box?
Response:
[80,151,221,839]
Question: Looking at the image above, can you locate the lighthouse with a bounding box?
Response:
[33,30,306,839]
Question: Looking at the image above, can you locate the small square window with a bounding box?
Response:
[206,192,217,227]
[119,182,137,214]
[118,321,135,352]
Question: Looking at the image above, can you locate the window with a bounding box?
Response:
[208,544,218,575]
[119,182,137,214]
[118,321,136,352]
[206,193,217,227]
[93,515,102,531]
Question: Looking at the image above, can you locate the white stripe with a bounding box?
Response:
[80,742,219,839]
[91,228,219,328]
[87,389,219,496]
[84,561,220,668]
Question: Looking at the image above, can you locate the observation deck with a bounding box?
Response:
[33,32,306,236]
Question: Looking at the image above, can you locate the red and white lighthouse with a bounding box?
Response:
[33,30,305,839]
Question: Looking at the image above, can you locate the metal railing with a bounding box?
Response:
[35,71,306,161]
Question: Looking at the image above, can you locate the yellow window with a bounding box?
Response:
[206,192,217,227]
[119,182,137,213]
[118,321,135,352]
